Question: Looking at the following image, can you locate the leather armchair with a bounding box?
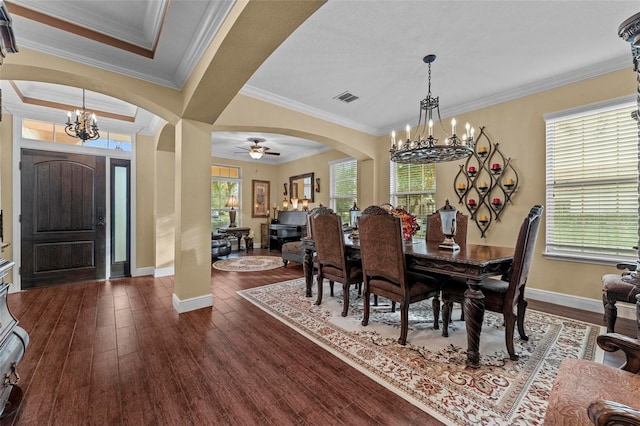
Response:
[545,333,640,425]
[211,233,231,261]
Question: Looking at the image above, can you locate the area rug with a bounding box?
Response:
[237,278,604,425]
[213,256,283,272]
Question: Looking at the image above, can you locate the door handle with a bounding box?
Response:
[97,216,105,227]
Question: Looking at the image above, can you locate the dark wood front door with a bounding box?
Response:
[21,149,106,289]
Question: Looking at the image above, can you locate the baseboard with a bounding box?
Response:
[172,293,213,314]
[132,267,154,277]
[527,287,636,321]
[154,267,175,278]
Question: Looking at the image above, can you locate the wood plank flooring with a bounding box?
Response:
[0,248,634,425]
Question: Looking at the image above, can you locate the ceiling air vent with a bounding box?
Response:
[333,91,359,103]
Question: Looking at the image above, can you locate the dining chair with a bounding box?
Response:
[359,205,441,345]
[440,205,543,360]
[426,210,468,246]
[426,210,468,321]
[312,208,363,317]
[602,261,640,334]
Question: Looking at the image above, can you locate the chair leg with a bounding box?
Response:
[504,312,518,360]
[399,302,409,345]
[374,294,378,306]
[362,291,371,326]
[603,292,618,334]
[357,283,362,296]
[449,302,454,323]
[442,299,451,337]
[432,296,440,330]
[315,274,324,306]
[330,281,335,297]
[391,301,396,312]
[517,297,529,341]
[341,283,350,317]
[459,303,465,321]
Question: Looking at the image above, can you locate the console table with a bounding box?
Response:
[218,227,251,252]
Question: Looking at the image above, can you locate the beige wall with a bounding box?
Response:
[135,134,156,269]
[0,114,13,261]
[371,68,637,301]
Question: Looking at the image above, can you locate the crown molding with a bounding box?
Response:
[240,85,379,136]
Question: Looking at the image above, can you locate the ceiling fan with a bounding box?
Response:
[238,137,281,160]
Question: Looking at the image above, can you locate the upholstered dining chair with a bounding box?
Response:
[312,208,363,317]
[440,205,543,360]
[426,210,468,246]
[358,205,441,345]
[426,210,469,321]
[602,262,640,334]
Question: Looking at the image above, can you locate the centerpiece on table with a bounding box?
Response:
[390,207,420,243]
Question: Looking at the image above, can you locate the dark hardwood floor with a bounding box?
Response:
[0,248,634,425]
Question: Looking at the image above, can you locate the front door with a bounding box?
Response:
[21,149,106,289]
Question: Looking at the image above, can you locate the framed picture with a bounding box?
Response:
[252,180,270,218]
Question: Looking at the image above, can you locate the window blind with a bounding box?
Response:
[390,162,437,238]
[330,158,357,223]
[545,100,638,261]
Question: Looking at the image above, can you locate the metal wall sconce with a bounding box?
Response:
[454,127,519,237]
[315,178,320,193]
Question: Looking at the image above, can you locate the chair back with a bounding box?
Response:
[311,208,346,270]
[359,205,407,287]
[506,205,544,308]
[426,211,468,245]
[306,206,332,239]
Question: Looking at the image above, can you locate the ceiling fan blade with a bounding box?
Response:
[264,151,280,156]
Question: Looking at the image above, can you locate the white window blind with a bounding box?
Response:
[390,162,436,238]
[330,158,357,224]
[545,99,638,262]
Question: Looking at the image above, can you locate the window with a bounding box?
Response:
[390,162,436,238]
[211,165,240,230]
[330,158,357,224]
[545,97,638,262]
[22,119,133,151]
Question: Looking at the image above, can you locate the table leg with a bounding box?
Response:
[303,247,313,297]
[464,279,485,369]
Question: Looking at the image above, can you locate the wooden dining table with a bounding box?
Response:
[300,235,515,369]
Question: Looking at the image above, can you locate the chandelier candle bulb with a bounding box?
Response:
[465,122,470,137]
[451,118,456,134]
[428,119,433,136]
[405,124,411,141]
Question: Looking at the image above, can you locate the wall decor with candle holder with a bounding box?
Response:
[453,127,519,237]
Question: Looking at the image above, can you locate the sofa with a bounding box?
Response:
[211,233,231,261]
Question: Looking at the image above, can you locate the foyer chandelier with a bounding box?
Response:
[65,89,99,142]
[390,54,474,164]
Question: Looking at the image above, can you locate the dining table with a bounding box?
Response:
[300,235,515,369]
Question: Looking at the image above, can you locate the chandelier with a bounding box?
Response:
[65,89,99,142]
[390,54,474,164]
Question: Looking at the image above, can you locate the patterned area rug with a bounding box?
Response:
[238,278,604,425]
[213,256,283,272]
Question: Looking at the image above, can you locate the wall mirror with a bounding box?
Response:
[289,172,314,203]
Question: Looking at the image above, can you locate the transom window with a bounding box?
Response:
[22,118,132,151]
[544,97,638,262]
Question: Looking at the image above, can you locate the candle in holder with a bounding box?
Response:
[468,198,476,206]
[491,163,500,170]
[492,197,501,205]
[468,166,476,173]
[479,181,488,189]
[505,178,514,185]
[480,215,488,222]
[478,146,487,154]
[457,183,466,190]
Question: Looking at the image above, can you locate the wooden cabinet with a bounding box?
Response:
[260,223,269,249]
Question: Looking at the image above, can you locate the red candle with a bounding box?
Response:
[491,163,500,170]
[468,166,476,173]
[468,198,476,206]
[493,198,501,204]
